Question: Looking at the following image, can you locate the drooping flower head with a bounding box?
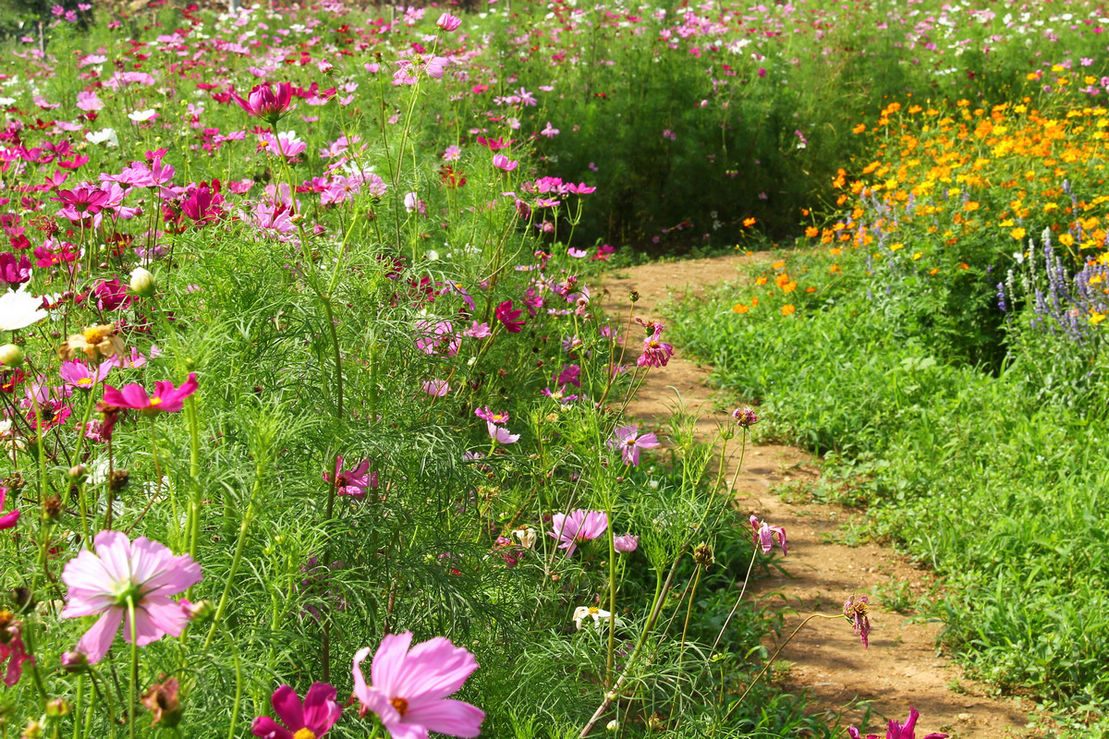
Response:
[252,682,342,739]
[636,325,674,368]
[352,632,484,739]
[548,509,608,557]
[843,594,871,650]
[609,425,659,467]
[750,515,786,555]
[847,706,948,739]
[102,372,198,415]
[60,530,202,663]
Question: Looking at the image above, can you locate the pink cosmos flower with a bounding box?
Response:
[325,457,379,499]
[0,616,31,686]
[492,154,518,171]
[549,509,608,557]
[352,631,484,739]
[636,326,674,368]
[848,707,948,739]
[60,530,202,664]
[231,82,294,124]
[102,372,197,414]
[494,300,525,333]
[436,12,462,31]
[474,407,509,424]
[252,683,342,739]
[613,534,639,553]
[59,360,111,389]
[609,425,659,467]
[0,487,19,530]
[487,420,520,445]
[422,379,450,397]
[750,515,786,555]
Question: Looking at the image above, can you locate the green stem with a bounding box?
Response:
[709,542,759,655]
[185,393,202,568]
[203,465,264,651]
[127,597,138,739]
[712,613,842,734]
[605,505,616,688]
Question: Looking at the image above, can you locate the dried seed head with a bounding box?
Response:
[108,469,130,492]
[693,542,714,566]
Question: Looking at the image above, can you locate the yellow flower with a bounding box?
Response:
[59,324,124,361]
[1010,227,1027,240]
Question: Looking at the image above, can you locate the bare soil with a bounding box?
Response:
[601,254,1049,739]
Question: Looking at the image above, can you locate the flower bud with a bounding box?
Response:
[45,698,70,718]
[68,465,87,481]
[60,651,88,674]
[0,344,24,367]
[129,266,156,298]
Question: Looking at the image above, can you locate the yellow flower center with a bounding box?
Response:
[589,607,599,614]
[82,324,113,343]
[390,697,409,717]
[293,730,317,739]
[149,397,162,407]
[77,378,93,387]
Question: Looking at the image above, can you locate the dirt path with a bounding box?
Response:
[601,254,1045,739]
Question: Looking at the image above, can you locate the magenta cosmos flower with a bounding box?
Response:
[548,509,608,557]
[609,425,659,467]
[0,487,19,529]
[231,82,294,124]
[252,683,341,739]
[636,325,674,368]
[60,530,202,664]
[750,515,786,555]
[848,707,948,739]
[102,372,197,414]
[352,632,484,739]
[325,456,378,499]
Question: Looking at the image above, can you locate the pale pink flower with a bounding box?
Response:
[613,534,639,553]
[492,154,518,171]
[352,632,484,739]
[61,530,202,664]
[487,420,519,445]
[609,425,659,466]
[422,379,450,397]
[548,509,607,557]
[436,12,462,31]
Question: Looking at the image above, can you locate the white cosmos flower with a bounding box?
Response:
[127,109,157,122]
[86,128,119,147]
[572,606,624,631]
[0,288,47,331]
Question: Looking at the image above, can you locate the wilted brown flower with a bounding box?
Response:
[59,323,124,361]
[140,675,182,728]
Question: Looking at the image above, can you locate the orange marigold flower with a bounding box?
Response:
[732,303,750,314]
[743,217,757,228]
[852,124,866,134]
[755,276,768,286]
[805,226,820,238]
[780,304,795,316]
[781,281,797,293]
